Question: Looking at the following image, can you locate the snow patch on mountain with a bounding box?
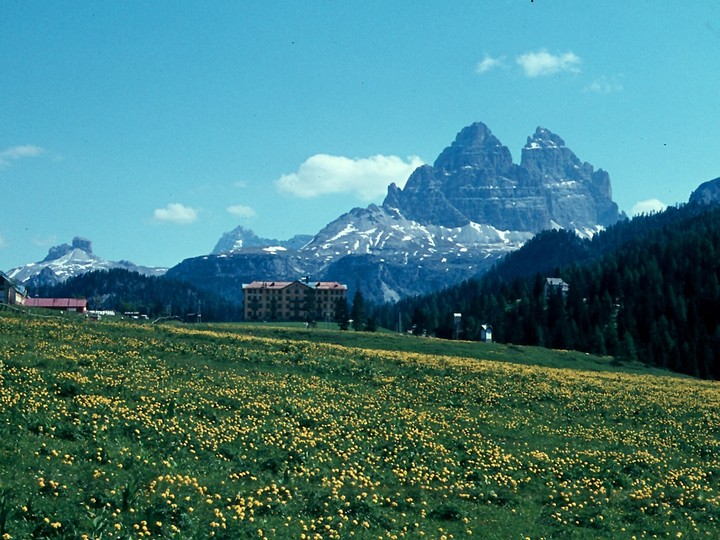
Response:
[262,246,287,254]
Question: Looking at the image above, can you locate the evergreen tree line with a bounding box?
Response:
[31,268,243,322]
[374,204,720,379]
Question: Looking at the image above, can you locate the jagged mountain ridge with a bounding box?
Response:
[170,205,532,304]
[299,204,530,265]
[170,122,623,304]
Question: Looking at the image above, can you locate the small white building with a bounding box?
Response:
[544,277,570,298]
[480,324,493,343]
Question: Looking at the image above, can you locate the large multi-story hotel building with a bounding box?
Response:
[242,280,347,322]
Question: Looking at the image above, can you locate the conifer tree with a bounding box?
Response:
[334,297,350,331]
[351,290,366,331]
[618,331,638,363]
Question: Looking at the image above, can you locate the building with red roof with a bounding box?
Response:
[24,297,87,313]
[242,280,346,322]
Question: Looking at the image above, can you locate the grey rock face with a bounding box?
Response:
[385,122,622,234]
[383,165,468,227]
[689,177,720,205]
[521,127,619,232]
[167,252,306,304]
[434,122,515,175]
[41,237,94,262]
[72,237,93,253]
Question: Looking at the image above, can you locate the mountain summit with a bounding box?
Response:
[384,122,621,234]
[41,237,94,262]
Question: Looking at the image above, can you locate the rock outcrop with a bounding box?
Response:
[385,122,621,235]
[689,177,720,205]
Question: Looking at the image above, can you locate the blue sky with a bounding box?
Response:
[2,1,719,270]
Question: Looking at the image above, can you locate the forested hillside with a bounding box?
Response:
[30,268,242,322]
[376,203,720,379]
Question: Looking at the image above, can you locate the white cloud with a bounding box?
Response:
[476,53,505,74]
[226,204,256,218]
[153,203,198,224]
[631,199,667,216]
[584,75,624,94]
[275,154,425,200]
[516,49,581,78]
[0,145,45,167]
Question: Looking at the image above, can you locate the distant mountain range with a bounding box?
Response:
[167,122,623,303]
[8,121,629,304]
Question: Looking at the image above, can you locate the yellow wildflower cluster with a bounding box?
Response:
[0,314,718,538]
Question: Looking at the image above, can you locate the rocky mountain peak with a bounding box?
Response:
[433,122,514,175]
[384,121,621,233]
[383,183,402,210]
[212,226,264,254]
[525,126,566,149]
[212,226,313,255]
[520,126,585,179]
[42,236,93,262]
[72,237,93,253]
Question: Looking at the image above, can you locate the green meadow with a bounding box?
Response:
[0,312,718,539]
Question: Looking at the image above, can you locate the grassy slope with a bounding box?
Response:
[0,313,718,539]
[225,322,672,376]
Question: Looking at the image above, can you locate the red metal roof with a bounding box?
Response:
[25,298,88,309]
